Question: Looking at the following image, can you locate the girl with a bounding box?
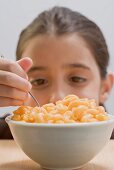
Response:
[0,6,113,139]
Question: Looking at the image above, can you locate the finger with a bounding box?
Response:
[0,85,29,101]
[0,97,24,107]
[0,70,32,92]
[17,57,33,72]
[0,58,32,79]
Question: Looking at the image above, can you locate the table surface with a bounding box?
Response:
[0,140,114,170]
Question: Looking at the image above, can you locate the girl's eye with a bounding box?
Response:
[30,78,48,87]
[70,76,87,83]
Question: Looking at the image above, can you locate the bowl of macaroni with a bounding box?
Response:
[6,95,114,170]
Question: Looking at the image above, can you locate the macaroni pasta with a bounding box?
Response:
[12,95,109,123]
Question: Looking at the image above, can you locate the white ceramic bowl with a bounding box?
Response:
[6,114,114,170]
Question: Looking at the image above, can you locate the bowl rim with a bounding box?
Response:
[5,114,114,128]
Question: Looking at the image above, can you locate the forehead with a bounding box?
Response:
[22,34,98,71]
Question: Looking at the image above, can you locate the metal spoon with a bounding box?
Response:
[29,92,40,107]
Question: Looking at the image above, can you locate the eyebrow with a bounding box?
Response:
[28,66,47,73]
[63,63,90,70]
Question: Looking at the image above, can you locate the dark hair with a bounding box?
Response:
[16,6,109,78]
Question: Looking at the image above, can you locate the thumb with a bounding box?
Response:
[17,57,33,72]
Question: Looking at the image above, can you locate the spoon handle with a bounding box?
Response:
[29,92,40,107]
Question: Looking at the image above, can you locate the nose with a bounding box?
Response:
[49,91,66,103]
[48,77,71,104]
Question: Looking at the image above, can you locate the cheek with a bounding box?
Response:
[76,83,101,105]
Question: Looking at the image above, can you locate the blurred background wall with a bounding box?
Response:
[0,0,114,115]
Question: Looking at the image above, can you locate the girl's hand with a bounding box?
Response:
[0,57,33,106]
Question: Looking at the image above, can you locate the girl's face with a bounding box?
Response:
[22,34,107,106]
